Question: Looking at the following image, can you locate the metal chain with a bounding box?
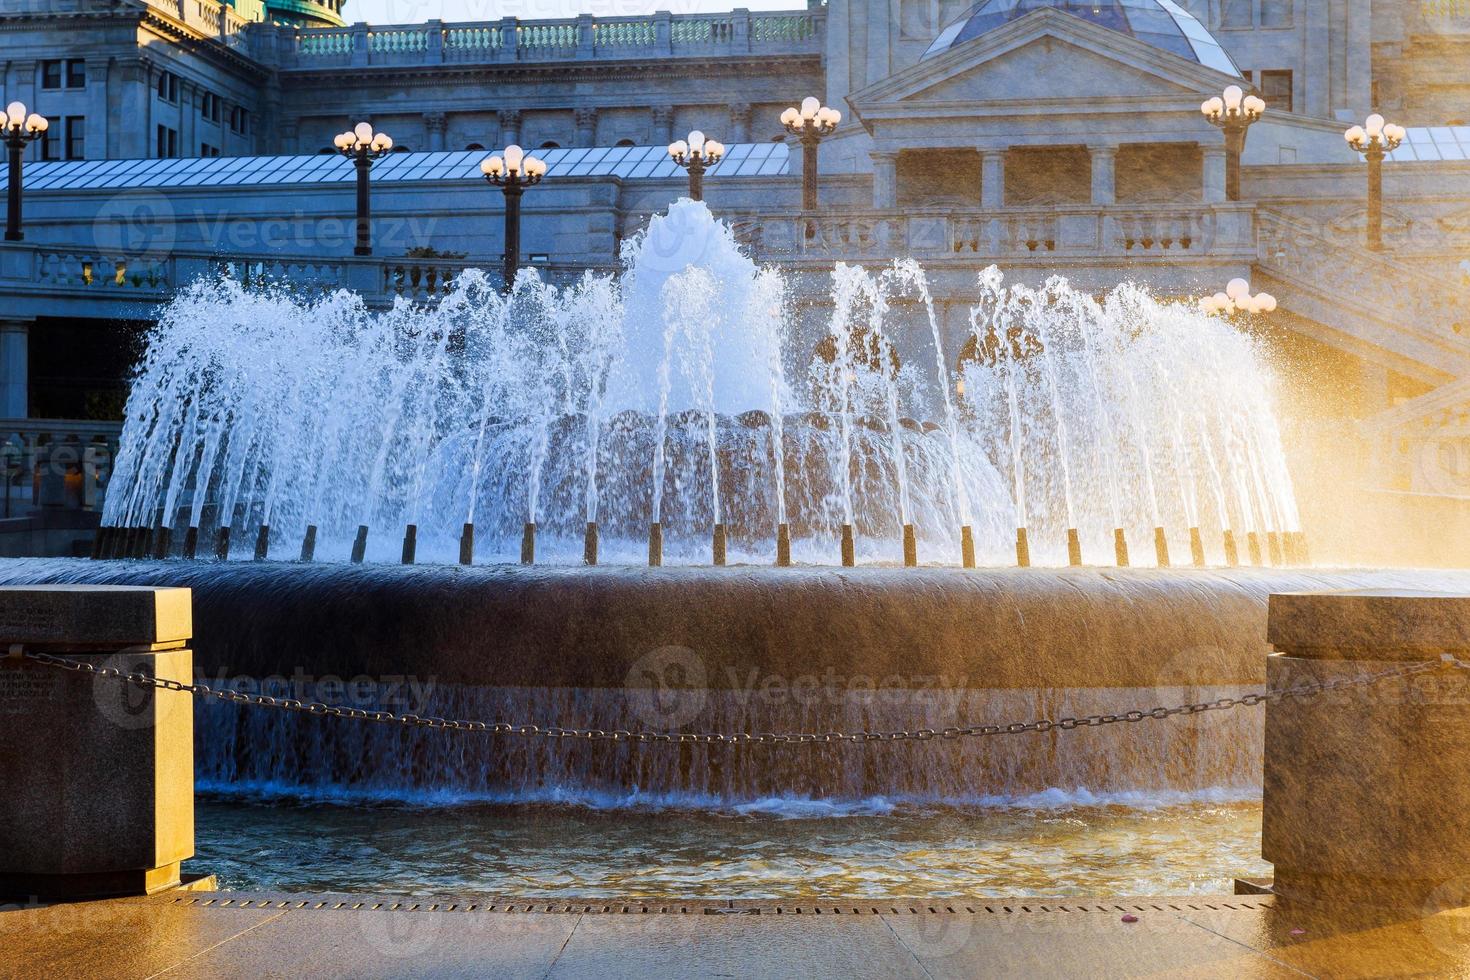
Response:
[16,649,1449,746]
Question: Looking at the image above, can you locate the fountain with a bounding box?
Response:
[21,197,1405,805]
[100,201,1301,567]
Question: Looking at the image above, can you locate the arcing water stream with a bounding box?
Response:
[105,199,1298,566]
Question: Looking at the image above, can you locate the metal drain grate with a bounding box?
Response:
[165,896,1276,916]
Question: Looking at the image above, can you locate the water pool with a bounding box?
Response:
[192,792,1268,899]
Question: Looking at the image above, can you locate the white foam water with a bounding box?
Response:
[105,201,1298,565]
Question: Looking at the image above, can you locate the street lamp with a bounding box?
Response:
[780,96,840,210]
[334,121,392,256]
[480,144,546,291]
[667,130,724,203]
[1201,85,1265,202]
[1344,114,1407,251]
[1199,278,1277,315]
[4,102,48,243]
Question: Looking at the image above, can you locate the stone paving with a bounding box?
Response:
[5,891,1470,978]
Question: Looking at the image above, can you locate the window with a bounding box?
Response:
[156,124,178,158]
[66,117,84,160]
[1260,70,1293,112]
[200,143,220,158]
[41,116,84,160]
[41,61,62,90]
[42,118,61,160]
[43,59,87,89]
[465,142,484,151]
[66,60,86,88]
[201,92,221,123]
[615,138,635,147]
[229,106,249,135]
[539,141,560,149]
[157,71,179,103]
[1259,0,1292,26]
[1220,0,1252,26]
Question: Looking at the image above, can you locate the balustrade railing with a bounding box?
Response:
[0,420,122,516]
[721,205,1249,261]
[280,9,823,67]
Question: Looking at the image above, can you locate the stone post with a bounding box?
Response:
[0,586,198,899]
[573,107,598,147]
[651,106,674,146]
[728,102,751,144]
[423,111,447,152]
[1202,145,1228,204]
[497,109,522,149]
[1263,590,1470,909]
[870,150,897,209]
[0,319,30,419]
[980,150,1005,209]
[1090,145,1117,206]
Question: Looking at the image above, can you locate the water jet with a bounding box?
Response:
[182,526,198,561]
[1247,531,1263,566]
[1223,529,1239,567]
[1267,530,1284,566]
[213,526,231,561]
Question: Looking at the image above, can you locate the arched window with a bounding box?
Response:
[318,147,335,154]
[615,138,635,147]
[539,141,561,150]
[465,142,485,151]
[391,145,409,152]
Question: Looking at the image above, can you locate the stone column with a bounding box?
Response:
[86,57,109,160]
[0,586,197,899]
[1090,144,1118,205]
[497,109,521,148]
[870,150,897,209]
[1202,145,1227,204]
[0,320,29,419]
[980,150,1005,208]
[423,111,447,152]
[651,106,674,146]
[117,60,152,160]
[573,107,598,147]
[1263,590,1470,909]
[727,102,751,143]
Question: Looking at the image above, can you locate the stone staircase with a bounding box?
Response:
[1253,208,1470,384]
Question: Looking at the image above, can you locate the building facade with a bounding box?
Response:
[1,0,1470,561]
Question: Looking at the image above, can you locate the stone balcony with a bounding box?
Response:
[256,9,826,70]
[726,203,1258,269]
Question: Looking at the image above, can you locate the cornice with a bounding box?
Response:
[274,53,821,86]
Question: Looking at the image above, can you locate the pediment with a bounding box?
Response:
[851,7,1242,112]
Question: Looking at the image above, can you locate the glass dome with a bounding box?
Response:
[922,0,1241,77]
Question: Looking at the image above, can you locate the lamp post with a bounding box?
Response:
[1199,278,1277,316]
[667,130,724,203]
[780,97,840,210]
[480,144,546,292]
[334,122,392,256]
[1201,85,1265,202]
[3,102,48,243]
[1344,114,1407,251]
